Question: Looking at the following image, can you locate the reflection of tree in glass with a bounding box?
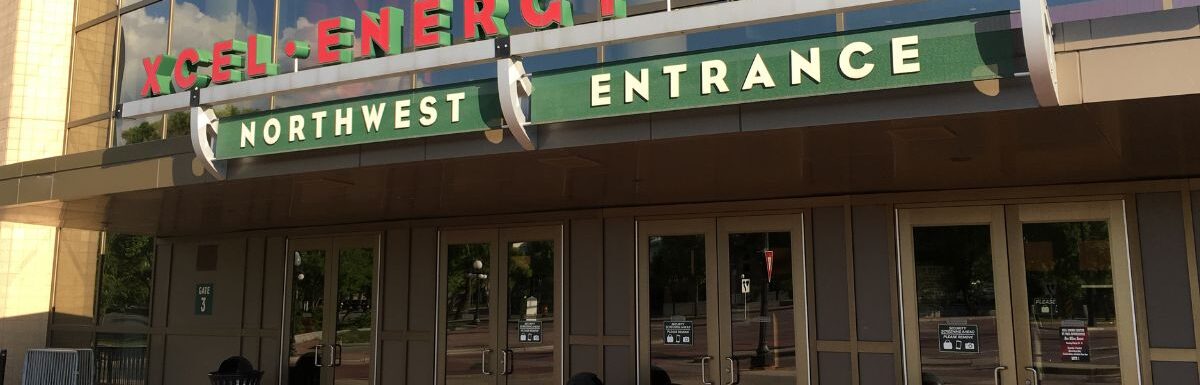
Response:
[508,241,554,318]
[649,235,706,318]
[446,244,490,323]
[337,249,373,344]
[99,234,154,319]
[914,226,993,317]
[1023,222,1112,323]
[122,105,259,144]
[292,251,325,335]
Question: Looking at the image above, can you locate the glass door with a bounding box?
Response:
[900,202,1139,385]
[639,219,721,385]
[286,235,380,385]
[439,226,563,385]
[639,216,810,385]
[1009,202,1137,385]
[716,215,809,385]
[499,226,563,385]
[899,206,1018,385]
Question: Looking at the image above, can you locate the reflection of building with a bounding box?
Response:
[7,0,1200,384]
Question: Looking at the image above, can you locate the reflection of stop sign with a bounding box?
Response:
[764,250,775,282]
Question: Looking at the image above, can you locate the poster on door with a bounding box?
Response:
[664,321,694,346]
[938,324,980,353]
[519,320,543,343]
[1060,324,1090,362]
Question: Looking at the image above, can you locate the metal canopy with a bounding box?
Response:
[120,0,914,119]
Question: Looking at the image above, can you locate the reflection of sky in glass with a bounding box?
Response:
[843,0,1168,28]
[605,15,837,62]
[117,0,169,103]
[170,0,274,54]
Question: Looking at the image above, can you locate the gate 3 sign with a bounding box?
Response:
[214,15,1014,159]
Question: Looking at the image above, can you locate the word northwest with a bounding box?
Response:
[139,0,628,99]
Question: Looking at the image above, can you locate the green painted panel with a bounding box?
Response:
[530,16,1017,124]
[215,80,501,159]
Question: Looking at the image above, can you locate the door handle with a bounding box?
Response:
[1025,367,1040,385]
[501,349,514,375]
[312,344,325,368]
[726,357,739,385]
[699,356,714,385]
[332,344,343,367]
[994,366,1006,385]
[481,348,494,375]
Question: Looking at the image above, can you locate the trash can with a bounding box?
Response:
[208,356,262,385]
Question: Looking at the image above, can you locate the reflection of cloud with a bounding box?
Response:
[119,7,167,102]
[169,1,263,56]
[120,1,265,102]
[277,17,318,72]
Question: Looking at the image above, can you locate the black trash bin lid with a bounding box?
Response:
[216,356,256,374]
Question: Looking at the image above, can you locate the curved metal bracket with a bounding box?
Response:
[497,57,536,151]
[1020,0,1060,106]
[190,106,227,180]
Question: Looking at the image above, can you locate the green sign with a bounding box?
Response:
[529,16,1016,123]
[216,80,501,159]
[195,283,214,315]
[212,16,1015,159]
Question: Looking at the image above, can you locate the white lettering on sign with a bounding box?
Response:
[662,64,687,99]
[240,122,256,148]
[446,92,466,123]
[891,35,921,74]
[311,111,327,139]
[701,60,729,95]
[263,118,281,145]
[791,47,821,85]
[585,37,923,111]
[394,99,412,129]
[742,53,776,91]
[839,41,875,80]
[625,69,650,103]
[362,103,387,132]
[591,73,612,107]
[288,115,306,141]
[335,107,353,136]
[419,96,438,127]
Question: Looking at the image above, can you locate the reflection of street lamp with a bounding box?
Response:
[752,237,772,368]
[467,260,488,323]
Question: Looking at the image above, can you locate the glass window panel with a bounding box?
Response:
[52,229,102,325]
[288,249,325,384]
[506,240,556,385]
[96,333,150,385]
[77,0,119,27]
[97,234,155,327]
[727,232,797,382]
[273,76,410,109]
[1047,0,1163,23]
[169,0,275,70]
[164,98,268,137]
[69,20,118,122]
[843,0,1015,31]
[276,0,413,73]
[116,114,164,145]
[445,243,492,383]
[116,0,169,104]
[66,120,112,154]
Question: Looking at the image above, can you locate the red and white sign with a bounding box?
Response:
[764,250,775,282]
